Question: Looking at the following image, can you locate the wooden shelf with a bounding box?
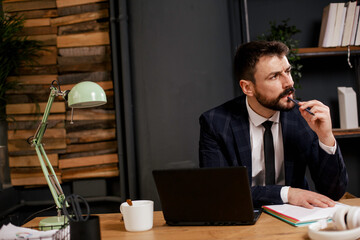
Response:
[333,128,360,138]
[297,47,360,57]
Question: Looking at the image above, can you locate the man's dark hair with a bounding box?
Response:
[233,41,289,83]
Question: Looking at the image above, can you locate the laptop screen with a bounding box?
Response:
[152,167,261,225]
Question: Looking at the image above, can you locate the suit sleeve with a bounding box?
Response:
[199,114,228,167]
[309,143,348,200]
[251,185,283,208]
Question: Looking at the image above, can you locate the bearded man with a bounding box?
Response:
[199,41,348,208]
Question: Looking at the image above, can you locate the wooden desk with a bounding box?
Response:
[25,198,360,240]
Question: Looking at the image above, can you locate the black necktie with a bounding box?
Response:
[262,121,275,185]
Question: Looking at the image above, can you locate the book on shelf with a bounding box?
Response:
[263,203,346,227]
[342,1,357,46]
[332,2,346,47]
[319,1,360,47]
[350,5,360,45]
[355,5,360,45]
[318,3,338,47]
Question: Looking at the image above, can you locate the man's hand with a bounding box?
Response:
[298,100,335,147]
[288,187,335,209]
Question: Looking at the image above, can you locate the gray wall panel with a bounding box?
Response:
[128,0,236,208]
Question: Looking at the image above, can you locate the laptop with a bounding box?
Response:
[152,166,262,226]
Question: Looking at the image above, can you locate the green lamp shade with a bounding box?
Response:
[68,81,107,108]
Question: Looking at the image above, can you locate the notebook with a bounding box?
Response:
[152,167,262,226]
[263,203,346,227]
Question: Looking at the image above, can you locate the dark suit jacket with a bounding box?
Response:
[199,95,348,207]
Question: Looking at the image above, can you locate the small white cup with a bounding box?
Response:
[120,200,154,232]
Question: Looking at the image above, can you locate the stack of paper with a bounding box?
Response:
[0,223,69,240]
[263,203,346,227]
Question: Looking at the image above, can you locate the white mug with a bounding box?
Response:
[120,200,154,232]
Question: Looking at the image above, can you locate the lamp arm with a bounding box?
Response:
[32,86,67,211]
[33,87,56,142]
[34,144,65,210]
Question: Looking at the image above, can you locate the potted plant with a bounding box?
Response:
[258,19,303,88]
[0,12,43,119]
[0,11,43,187]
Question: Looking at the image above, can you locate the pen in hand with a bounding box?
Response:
[287,97,315,116]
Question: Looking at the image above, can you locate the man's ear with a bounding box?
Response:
[239,79,254,96]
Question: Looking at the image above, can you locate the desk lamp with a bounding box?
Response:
[30,80,107,228]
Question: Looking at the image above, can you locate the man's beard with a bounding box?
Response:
[254,87,296,111]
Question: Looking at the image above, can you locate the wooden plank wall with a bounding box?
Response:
[3,0,119,186]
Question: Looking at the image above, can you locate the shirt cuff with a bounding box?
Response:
[319,140,337,155]
[281,186,290,203]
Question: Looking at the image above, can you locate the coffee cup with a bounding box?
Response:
[120,200,154,232]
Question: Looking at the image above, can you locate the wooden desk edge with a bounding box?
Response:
[22,198,360,240]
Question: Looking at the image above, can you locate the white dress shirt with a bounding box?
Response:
[245,97,336,203]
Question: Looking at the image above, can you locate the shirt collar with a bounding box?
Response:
[246,96,280,127]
